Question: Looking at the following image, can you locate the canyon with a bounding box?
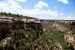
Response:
[0,13,75,50]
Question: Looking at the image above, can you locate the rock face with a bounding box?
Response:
[0,16,43,41]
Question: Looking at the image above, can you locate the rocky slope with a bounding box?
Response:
[41,20,75,50]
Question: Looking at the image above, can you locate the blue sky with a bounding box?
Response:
[0,0,75,20]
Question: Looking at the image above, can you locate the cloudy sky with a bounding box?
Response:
[0,0,75,20]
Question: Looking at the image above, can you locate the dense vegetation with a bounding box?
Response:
[0,21,55,50]
[48,29,71,50]
[0,23,71,50]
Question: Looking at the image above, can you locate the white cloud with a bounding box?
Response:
[0,0,23,13]
[0,0,70,19]
[15,0,26,2]
[35,1,48,9]
[65,14,75,20]
[58,0,69,4]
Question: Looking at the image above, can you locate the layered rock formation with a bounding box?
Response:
[0,15,43,45]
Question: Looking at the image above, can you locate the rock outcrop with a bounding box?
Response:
[0,15,43,46]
